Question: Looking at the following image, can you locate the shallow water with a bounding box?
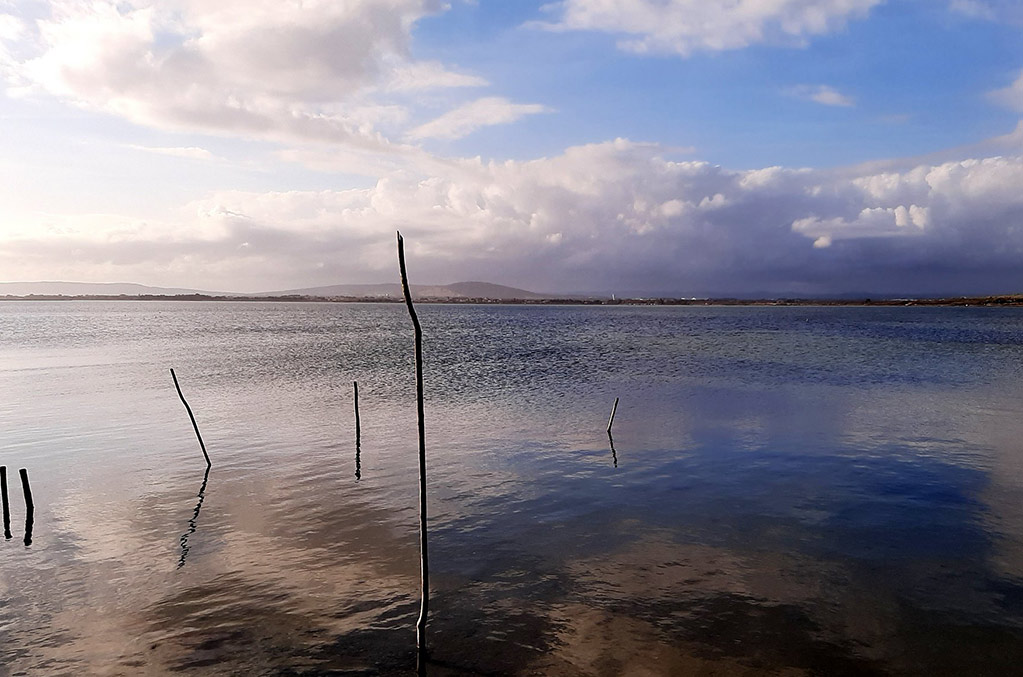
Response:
[2,301,1023,675]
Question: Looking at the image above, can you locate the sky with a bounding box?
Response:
[0,0,1021,296]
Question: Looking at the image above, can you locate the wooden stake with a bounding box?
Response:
[398,231,429,654]
[19,468,33,514]
[170,368,212,467]
[354,380,363,481]
[354,381,362,445]
[20,468,33,546]
[1,466,10,539]
[606,397,619,434]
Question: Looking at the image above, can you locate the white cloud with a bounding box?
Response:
[128,145,214,160]
[539,0,883,56]
[2,0,486,156]
[989,70,1023,112]
[789,84,855,107]
[4,134,1022,295]
[408,97,551,140]
[0,13,23,41]
[0,12,23,81]
[949,0,996,19]
[792,204,929,245]
[949,0,1023,23]
[793,156,1022,257]
[384,61,488,91]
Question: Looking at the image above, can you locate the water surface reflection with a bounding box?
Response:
[1,302,1022,674]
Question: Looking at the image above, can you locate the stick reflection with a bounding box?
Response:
[355,441,362,481]
[23,511,33,547]
[608,432,618,468]
[20,468,33,546]
[178,465,211,568]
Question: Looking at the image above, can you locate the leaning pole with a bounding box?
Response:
[397,231,429,654]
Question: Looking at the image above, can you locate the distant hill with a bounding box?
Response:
[1,280,548,300]
[443,281,546,299]
[0,281,225,296]
[258,280,547,300]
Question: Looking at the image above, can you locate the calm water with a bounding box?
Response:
[2,301,1023,675]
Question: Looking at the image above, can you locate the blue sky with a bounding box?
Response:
[0,0,1021,295]
[413,1,1020,168]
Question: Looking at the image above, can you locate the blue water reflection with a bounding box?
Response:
[1,301,1023,675]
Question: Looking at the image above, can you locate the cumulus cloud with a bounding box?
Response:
[4,133,1022,295]
[793,204,930,246]
[408,97,551,140]
[789,84,855,107]
[0,0,501,159]
[989,69,1023,112]
[538,0,883,56]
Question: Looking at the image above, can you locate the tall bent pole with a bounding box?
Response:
[397,231,429,654]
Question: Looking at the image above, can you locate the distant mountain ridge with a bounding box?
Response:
[261,281,546,300]
[1,280,549,300]
[0,281,221,296]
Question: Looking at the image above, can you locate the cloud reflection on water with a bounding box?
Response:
[3,304,1023,675]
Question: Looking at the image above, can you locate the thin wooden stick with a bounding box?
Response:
[1,466,10,539]
[19,468,33,514]
[606,397,619,434]
[20,468,33,546]
[398,231,429,654]
[355,381,363,481]
[170,368,212,467]
[354,381,362,445]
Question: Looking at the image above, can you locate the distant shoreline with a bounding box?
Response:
[2,293,1022,306]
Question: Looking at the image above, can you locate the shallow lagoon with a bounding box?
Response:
[2,301,1023,675]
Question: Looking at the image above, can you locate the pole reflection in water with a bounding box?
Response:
[20,468,33,547]
[355,441,362,481]
[607,433,619,468]
[23,511,33,547]
[178,465,211,568]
